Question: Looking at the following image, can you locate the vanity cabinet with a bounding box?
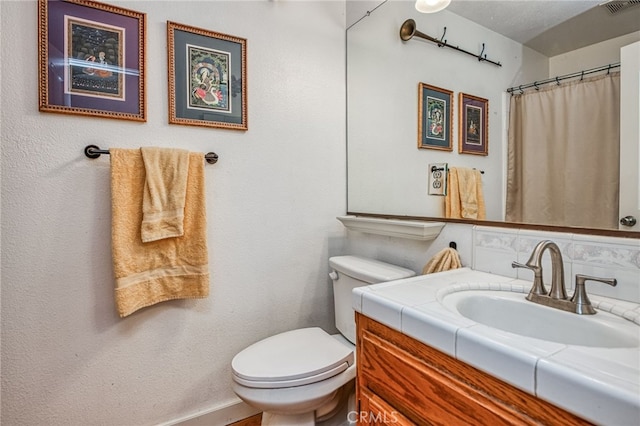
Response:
[355,313,590,425]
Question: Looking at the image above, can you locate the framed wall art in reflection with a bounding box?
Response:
[168,21,247,130]
[418,83,453,151]
[459,93,488,155]
[38,0,146,121]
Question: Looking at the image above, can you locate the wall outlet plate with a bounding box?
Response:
[428,163,447,195]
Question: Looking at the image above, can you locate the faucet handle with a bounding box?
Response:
[512,261,547,296]
[570,274,617,315]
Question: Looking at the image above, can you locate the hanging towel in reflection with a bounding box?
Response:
[141,147,190,242]
[110,148,209,318]
[445,167,486,219]
[422,247,462,275]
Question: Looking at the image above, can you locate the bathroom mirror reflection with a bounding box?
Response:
[346,0,640,234]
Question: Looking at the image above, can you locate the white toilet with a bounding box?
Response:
[231,255,415,425]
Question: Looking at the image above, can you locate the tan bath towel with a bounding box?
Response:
[445,167,486,219]
[110,148,209,318]
[141,147,190,243]
[422,247,462,275]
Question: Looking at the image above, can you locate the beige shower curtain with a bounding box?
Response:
[506,73,620,229]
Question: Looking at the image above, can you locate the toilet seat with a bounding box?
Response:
[232,328,354,389]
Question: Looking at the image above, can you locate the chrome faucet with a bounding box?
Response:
[512,240,617,315]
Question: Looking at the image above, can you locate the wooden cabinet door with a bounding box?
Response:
[359,388,415,425]
[356,313,590,426]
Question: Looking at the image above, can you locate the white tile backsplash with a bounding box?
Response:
[472,226,519,277]
[472,227,640,304]
[343,222,639,304]
[516,229,574,258]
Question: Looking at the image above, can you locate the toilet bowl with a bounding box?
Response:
[231,256,415,425]
[232,329,356,425]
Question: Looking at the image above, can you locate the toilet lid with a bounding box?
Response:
[231,328,354,389]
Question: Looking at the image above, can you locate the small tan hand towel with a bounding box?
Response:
[422,247,462,275]
[140,147,190,243]
[445,167,486,219]
[110,148,209,318]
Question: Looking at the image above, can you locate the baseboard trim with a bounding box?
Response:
[159,398,261,426]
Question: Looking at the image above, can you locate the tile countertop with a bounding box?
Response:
[352,268,640,425]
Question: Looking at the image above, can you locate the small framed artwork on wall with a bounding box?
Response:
[167,21,247,130]
[38,0,146,121]
[459,93,488,155]
[418,83,453,151]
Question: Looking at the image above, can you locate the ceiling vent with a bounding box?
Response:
[599,0,640,14]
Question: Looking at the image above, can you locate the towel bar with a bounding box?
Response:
[84,145,219,164]
[430,165,484,174]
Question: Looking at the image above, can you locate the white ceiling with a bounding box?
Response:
[346,0,640,57]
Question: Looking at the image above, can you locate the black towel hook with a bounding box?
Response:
[438,27,447,47]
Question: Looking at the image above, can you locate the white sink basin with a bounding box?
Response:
[442,290,640,348]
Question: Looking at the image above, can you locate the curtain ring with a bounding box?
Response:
[580,71,584,81]
[519,85,523,94]
[534,81,539,91]
[556,77,561,85]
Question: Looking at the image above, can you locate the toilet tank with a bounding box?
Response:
[329,256,415,343]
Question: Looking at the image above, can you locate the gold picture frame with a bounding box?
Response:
[167,21,247,130]
[418,83,453,151]
[458,92,488,155]
[38,0,146,121]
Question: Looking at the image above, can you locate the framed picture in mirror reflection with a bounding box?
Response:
[418,83,453,151]
[459,93,488,155]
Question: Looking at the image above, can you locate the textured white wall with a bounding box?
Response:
[0,1,347,425]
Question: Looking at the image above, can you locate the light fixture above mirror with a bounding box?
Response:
[415,0,451,13]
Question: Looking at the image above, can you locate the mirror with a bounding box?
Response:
[346,0,640,235]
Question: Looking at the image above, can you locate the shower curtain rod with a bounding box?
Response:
[506,62,620,94]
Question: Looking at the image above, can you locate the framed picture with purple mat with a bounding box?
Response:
[38,0,146,121]
[459,92,488,155]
